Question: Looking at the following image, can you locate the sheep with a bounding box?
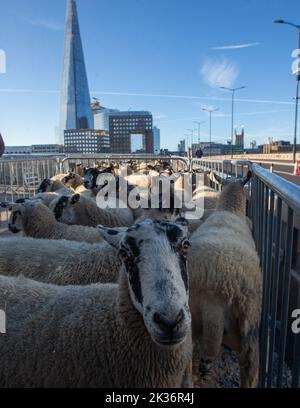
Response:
[0,218,192,388]
[0,237,120,284]
[37,178,71,195]
[83,166,114,192]
[8,200,103,244]
[49,193,134,228]
[61,172,84,190]
[188,171,262,388]
[50,173,69,182]
[193,184,220,210]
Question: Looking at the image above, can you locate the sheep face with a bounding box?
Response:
[84,167,114,190]
[8,200,52,234]
[8,202,25,233]
[37,179,52,193]
[97,218,191,348]
[49,194,80,224]
[84,168,100,189]
[62,173,75,187]
[62,173,83,189]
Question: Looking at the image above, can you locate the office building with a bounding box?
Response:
[64,129,110,154]
[109,111,153,153]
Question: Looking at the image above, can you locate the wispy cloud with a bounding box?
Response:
[29,19,64,31]
[215,109,293,118]
[211,42,260,50]
[0,88,294,106]
[157,109,293,123]
[201,57,239,89]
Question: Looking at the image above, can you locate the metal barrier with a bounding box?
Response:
[60,154,189,173]
[0,158,61,202]
[192,158,300,388]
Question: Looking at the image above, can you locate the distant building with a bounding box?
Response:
[191,141,245,156]
[91,100,119,131]
[250,140,257,149]
[64,129,110,154]
[160,148,185,157]
[177,139,186,153]
[153,127,161,155]
[109,111,153,154]
[234,127,244,148]
[4,144,64,159]
[263,140,297,154]
[59,0,93,143]
[5,146,32,155]
[31,144,62,154]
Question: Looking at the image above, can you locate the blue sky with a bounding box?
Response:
[0,0,299,150]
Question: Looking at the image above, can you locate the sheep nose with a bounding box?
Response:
[153,309,184,335]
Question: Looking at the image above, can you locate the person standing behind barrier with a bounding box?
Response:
[195,148,203,159]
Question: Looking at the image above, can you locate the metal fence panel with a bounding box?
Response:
[191,158,300,388]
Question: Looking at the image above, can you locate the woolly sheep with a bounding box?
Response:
[8,200,103,243]
[49,193,134,228]
[61,172,84,190]
[188,171,262,388]
[0,237,119,284]
[37,178,71,195]
[0,218,192,387]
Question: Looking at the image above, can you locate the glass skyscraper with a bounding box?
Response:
[59,0,93,144]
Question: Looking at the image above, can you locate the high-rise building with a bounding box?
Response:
[109,111,153,154]
[177,139,186,153]
[64,129,110,154]
[59,0,93,143]
[153,127,161,155]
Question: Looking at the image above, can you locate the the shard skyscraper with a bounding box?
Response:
[59,0,93,143]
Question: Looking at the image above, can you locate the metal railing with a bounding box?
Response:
[0,158,61,202]
[192,158,300,388]
[60,154,189,173]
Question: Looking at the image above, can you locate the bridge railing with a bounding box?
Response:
[192,158,300,388]
[60,154,190,173]
[0,158,61,202]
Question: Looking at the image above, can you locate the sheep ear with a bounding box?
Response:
[96,225,127,249]
[210,172,225,185]
[71,194,80,205]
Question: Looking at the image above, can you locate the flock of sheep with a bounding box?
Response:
[0,159,262,388]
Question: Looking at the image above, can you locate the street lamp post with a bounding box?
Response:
[220,86,246,158]
[187,128,197,156]
[184,134,189,155]
[202,108,219,157]
[193,121,206,144]
[274,19,300,164]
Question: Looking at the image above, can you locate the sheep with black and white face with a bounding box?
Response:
[0,218,192,388]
